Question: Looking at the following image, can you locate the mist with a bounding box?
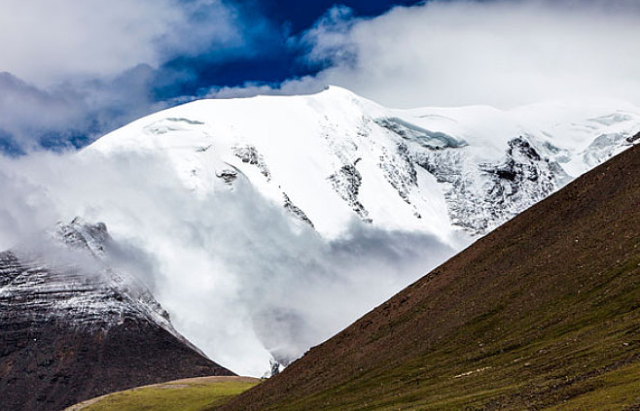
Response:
[0,149,463,376]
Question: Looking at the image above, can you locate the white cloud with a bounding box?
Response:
[297,0,640,108]
[0,0,241,87]
[0,150,458,376]
[0,0,249,150]
[0,156,60,249]
[204,79,326,99]
[0,67,172,151]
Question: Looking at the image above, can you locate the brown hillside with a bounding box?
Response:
[221,143,640,410]
[0,319,233,411]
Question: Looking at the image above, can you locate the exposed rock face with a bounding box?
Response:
[283,193,314,228]
[328,162,371,222]
[412,136,569,235]
[474,137,566,233]
[0,219,233,411]
[233,144,271,180]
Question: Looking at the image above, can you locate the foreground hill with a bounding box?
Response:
[221,143,640,410]
[0,219,233,411]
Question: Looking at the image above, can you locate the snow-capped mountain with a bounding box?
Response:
[27,86,639,377]
[86,87,640,237]
[0,218,232,411]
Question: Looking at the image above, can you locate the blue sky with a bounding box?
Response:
[1,0,639,154]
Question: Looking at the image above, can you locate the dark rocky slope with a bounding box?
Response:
[0,220,233,411]
[221,143,640,410]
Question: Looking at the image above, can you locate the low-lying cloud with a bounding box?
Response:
[304,0,640,108]
[210,0,640,109]
[0,0,252,151]
[0,150,461,376]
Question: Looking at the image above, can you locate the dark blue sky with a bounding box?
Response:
[250,0,424,32]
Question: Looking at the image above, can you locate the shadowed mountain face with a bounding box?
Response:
[0,220,233,411]
[221,143,640,410]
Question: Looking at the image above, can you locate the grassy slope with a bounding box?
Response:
[64,377,260,411]
[221,144,640,411]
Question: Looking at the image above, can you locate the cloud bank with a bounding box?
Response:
[209,0,640,109]
[0,0,250,150]
[0,0,241,86]
[0,67,170,152]
[302,0,640,108]
[0,150,460,376]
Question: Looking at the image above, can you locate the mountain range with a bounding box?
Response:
[77,87,640,375]
[86,86,640,237]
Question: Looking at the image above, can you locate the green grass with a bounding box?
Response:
[546,361,640,411]
[67,377,260,411]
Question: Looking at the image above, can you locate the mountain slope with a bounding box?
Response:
[0,219,233,411]
[220,143,640,410]
[68,87,640,375]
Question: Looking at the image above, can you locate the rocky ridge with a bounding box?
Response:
[0,219,233,411]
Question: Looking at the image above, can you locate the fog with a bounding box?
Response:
[0,150,462,375]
